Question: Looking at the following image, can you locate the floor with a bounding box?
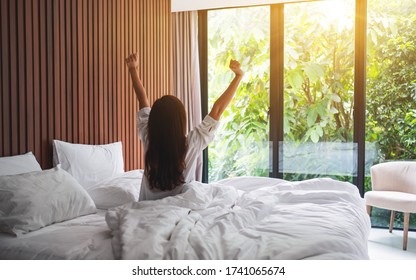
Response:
[368,227,416,259]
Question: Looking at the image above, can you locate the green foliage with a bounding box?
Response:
[208,7,270,182]
[284,1,355,143]
[366,0,416,161]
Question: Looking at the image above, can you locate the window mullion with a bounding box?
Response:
[353,0,367,196]
[269,4,284,178]
[198,10,209,183]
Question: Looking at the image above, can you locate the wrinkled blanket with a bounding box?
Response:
[106,177,370,260]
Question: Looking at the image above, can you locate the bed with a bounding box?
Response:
[0,142,371,260]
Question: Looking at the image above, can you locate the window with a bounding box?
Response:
[204,0,361,183]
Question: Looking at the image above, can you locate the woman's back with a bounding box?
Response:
[137,107,219,201]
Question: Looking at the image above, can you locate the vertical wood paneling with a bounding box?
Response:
[126,0,131,170]
[98,0,104,143]
[32,0,41,161]
[93,0,98,144]
[1,0,10,156]
[71,0,78,144]
[82,0,88,144]
[17,0,26,155]
[59,0,66,142]
[108,0,113,145]
[46,0,54,163]
[9,0,19,156]
[0,0,172,170]
[121,0,126,167]
[87,0,93,144]
[103,0,108,144]
[40,0,48,165]
[53,0,61,143]
[116,0,122,146]
[132,0,137,169]
[65,0,73,144]
[77,0,84,143]
[24,0,35,155]
[0,1,2,156]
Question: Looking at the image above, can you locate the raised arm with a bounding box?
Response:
[209,60,244,121]
[125,53,150,109]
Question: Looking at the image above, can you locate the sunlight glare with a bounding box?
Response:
[321,0,354,31]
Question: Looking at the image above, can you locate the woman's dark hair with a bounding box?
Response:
[145,95,187,191]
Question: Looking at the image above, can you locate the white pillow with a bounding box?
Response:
[0,166,97,236]
[0,152,42,176]
[53,140,125,188]
[86,170,143,209]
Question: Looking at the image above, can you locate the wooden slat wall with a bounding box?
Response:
[0,0,172,170]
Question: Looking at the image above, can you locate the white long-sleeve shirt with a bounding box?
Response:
[136,107,220,201]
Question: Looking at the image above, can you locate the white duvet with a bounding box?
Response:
[106,177,371,260]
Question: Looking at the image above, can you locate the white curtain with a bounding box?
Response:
[171,11,203,181]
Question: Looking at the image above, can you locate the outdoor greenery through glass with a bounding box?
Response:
[282,0,355,182]
[207,0,416,229]
[208,7,270,182]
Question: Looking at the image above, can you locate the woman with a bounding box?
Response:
[125,53,244,201]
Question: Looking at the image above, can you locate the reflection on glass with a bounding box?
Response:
[279,142,378,177]
[279,142,358,176]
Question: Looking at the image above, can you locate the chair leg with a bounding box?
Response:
[403,212,410,251]
[366,205,372,216]
[389,210,395,233]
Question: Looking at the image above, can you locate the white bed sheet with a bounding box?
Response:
[106,176,371,260]
[0,210,113,260]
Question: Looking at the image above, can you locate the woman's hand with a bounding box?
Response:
[125,52,150,109]
[208,59,244,120]
[125,53,139,70]
[229,59,244,77]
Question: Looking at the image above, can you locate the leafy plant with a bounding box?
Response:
[284,1,355,144]
[208,7,270,182]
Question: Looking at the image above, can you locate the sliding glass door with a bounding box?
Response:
[281,0,357,181]
[207,7,270,182]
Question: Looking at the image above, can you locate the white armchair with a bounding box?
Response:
[365,161,416,250]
